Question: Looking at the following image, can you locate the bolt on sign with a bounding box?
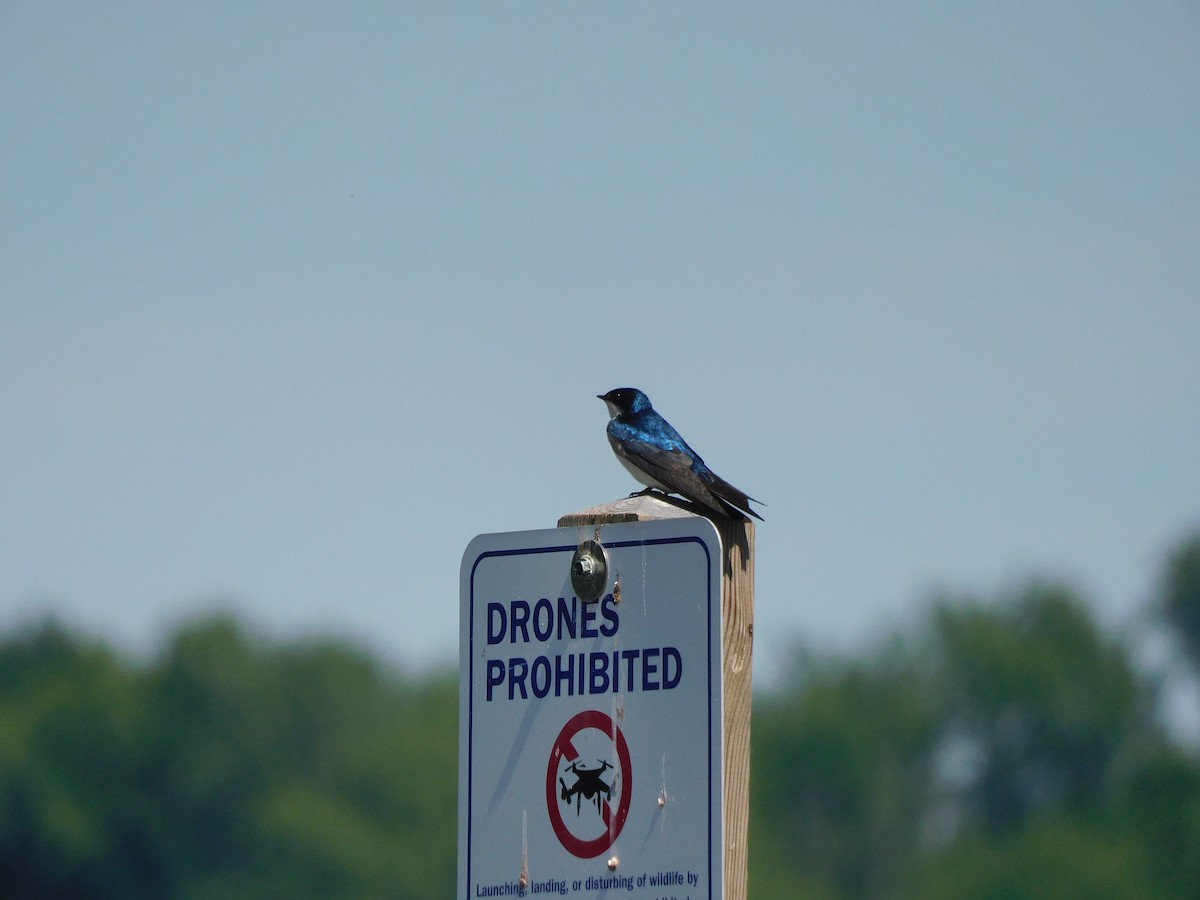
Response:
[459,516,723,899]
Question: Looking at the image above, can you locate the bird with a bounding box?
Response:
[598,387,763,521]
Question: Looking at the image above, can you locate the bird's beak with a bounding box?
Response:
[596,394,605,401]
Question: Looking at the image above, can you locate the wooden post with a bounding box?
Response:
[559,495,755,900]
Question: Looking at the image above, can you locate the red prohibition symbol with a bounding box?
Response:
[545,709,633,858]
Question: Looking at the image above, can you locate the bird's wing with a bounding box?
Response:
[610,432,731,517]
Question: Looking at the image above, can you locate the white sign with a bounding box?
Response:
[459,516,724,899]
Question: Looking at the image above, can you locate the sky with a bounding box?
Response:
[2,3,1198,683]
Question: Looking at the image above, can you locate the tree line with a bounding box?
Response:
[2,531,1198,898]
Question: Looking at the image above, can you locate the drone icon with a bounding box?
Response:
[559,759,613,817]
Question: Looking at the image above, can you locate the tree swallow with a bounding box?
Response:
[598,387,763,522]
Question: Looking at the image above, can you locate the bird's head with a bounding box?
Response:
[598,387,651,418]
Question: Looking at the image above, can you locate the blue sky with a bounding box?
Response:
[3,3,1198,680]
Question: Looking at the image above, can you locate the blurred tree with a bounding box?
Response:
[0,616,457,899]
[911,818,1153,900]
[750,641,938,897]
[1161,531,1200,675]
[1115,746,1200,899]
[749,572,1190,899]
[0,621,164,898]
[932,583,1142,836]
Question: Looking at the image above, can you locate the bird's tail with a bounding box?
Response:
[706,473,764,522]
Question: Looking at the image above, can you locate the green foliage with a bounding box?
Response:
[1115,747,1200,899]
[934,583,1142,832]
[911,819,1154,900]
[749,576,1197,899]
[1161,531,1200,674]
[0,621,152,898]
[0,617,456,898]
[751,642,938,897]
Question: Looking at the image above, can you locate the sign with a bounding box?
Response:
[459,516,723,899]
